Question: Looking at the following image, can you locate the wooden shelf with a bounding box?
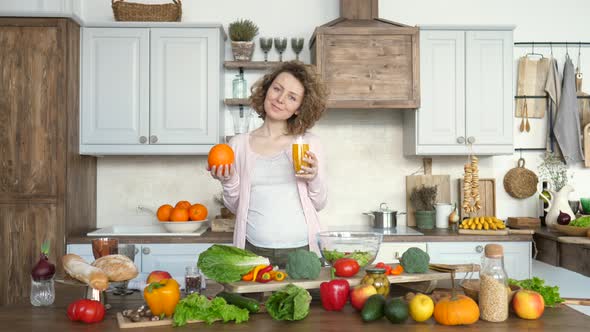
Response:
[224,61,281,69]
[224,98,250,106]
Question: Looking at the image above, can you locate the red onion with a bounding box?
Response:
[557,210,571,225]
[31,241,55,281]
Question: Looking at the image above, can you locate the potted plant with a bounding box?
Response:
[228,18,259,61]
[410,185,438,230]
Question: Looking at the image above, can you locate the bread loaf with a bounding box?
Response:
[91,254,138,281]
[62,254,109,291]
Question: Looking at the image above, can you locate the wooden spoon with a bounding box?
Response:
[525,99,531,132]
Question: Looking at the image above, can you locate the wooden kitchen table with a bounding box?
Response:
[2,284,589,331]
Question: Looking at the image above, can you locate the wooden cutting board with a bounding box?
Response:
[222,266,451,294]
[585,123,590,168]
[458,178,496,219]
[406,158,451,226]
[458,228,534,236]
[506,217,541,229]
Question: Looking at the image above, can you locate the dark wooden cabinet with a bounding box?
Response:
[0,18,96,306]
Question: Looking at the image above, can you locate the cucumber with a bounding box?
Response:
[217,291,260,313]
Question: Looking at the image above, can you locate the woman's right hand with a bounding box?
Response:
[208,164,236,183]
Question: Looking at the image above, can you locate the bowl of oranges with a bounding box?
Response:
[157,200,209,233]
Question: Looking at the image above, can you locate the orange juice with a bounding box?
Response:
[292,143,310,173]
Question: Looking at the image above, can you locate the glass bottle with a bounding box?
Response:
[361,268,390,297]
[30,277,55,306]
[232,72,247,99]
[479,244,509,322]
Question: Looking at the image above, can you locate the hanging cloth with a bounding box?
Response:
[516,56,550,118]
[554,56,585,163]
[544,57,561,153]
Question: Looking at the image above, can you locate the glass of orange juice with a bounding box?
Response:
[292,136,310,174]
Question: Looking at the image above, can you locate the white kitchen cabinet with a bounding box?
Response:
[375,242,427,263]
[427,242,531,280]
[404,26,514,155]
[80,25,224,155]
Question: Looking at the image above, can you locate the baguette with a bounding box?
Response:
[91,254,138,282]
[62,254,109,291]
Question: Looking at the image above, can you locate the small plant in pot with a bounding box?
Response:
[228,18,259,61]
[410,185,438,230]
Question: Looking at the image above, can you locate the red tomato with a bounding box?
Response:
[67,299,105,324]
[333,258,360,277]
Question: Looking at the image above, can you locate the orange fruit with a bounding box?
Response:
[175,200,191,209]
[208,144,234,169]
[188,204,208,221]
[156,204,173,221]
[170,207,189,222]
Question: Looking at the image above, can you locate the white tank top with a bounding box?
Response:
[246,152,308,248]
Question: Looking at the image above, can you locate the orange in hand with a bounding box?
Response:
[188,204,208,221]
[175,200,191,209]
[157,204,173,221]
[208,144,234,169]
[170,207,189,221]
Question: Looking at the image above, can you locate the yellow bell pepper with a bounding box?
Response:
[143,278,181,317]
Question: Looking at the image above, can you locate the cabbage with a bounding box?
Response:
[197,245,270,283]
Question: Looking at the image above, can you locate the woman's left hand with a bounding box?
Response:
[296,151,319,181]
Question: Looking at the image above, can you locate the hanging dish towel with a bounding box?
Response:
[545,57,561,153]
[516,57,551,118]
[555,56,585,163]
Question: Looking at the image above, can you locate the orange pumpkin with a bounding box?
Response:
[433,294,480,326]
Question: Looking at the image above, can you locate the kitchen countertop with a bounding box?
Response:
[67,227,533,244]
[5,283,589,331]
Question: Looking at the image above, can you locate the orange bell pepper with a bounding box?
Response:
[143,278,181,317]
[390,264,404,275]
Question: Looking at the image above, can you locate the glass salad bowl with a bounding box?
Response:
[317,231,382,267]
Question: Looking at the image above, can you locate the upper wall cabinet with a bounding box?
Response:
[404,26,514,155]
[80,26,224,155]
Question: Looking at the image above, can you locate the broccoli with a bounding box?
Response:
[399,247,430,273]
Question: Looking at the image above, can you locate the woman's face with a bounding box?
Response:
[263,72,305,121]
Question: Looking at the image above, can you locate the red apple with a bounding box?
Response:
[146,270,172,284]
[512,290,545,320]
[350,284,378,311]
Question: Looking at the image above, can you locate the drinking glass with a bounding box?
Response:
[274,38,287,62]
[185,266,202,295]
[91,238,118,259]
[260,37,273,62]
[291,38,304,61]
[569,200,580,215]
[112,244,136,295]
[292,136,310,174]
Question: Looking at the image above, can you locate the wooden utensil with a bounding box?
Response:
[458,178,496,219]
[563,298,590,306]
[406,158,451,226]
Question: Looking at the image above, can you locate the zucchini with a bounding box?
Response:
[217,291,260,313]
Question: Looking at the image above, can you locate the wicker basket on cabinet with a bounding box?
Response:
[112,0,182,22]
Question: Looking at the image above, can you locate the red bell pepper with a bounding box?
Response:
[320,278,350,311]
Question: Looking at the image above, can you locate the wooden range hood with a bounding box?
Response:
[310,0,420,109]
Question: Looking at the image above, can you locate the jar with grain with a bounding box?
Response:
[479,244,509,322]
[361,268,390,297]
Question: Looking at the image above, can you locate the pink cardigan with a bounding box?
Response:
[221,132,328,254]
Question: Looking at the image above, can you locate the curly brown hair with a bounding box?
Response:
[249,61,327,136]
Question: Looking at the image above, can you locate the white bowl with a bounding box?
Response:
[160,220,209,233]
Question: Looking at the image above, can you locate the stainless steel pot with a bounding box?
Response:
[363,202,406,229]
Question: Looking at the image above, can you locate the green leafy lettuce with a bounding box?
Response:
[509,277,564,307]
[285,250,321,280]
[197,244,270,283]
[173,293,249,326]
[321,249,373,267]
[570,216,590,227]
[265,284,311,321]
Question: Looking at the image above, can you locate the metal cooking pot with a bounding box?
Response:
[363,203,406,229]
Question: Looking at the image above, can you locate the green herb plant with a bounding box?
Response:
[228,19,259,42]
[410,185,438,211]
[509,277,564,307]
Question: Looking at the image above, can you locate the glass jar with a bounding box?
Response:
[232,73,247,99]
[30,277,55,306]
[185,266,202,295]
[479,244,509,322]
[361,268,389,296]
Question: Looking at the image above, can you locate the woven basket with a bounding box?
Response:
[503,158,538,199]
[112,0,182,22]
